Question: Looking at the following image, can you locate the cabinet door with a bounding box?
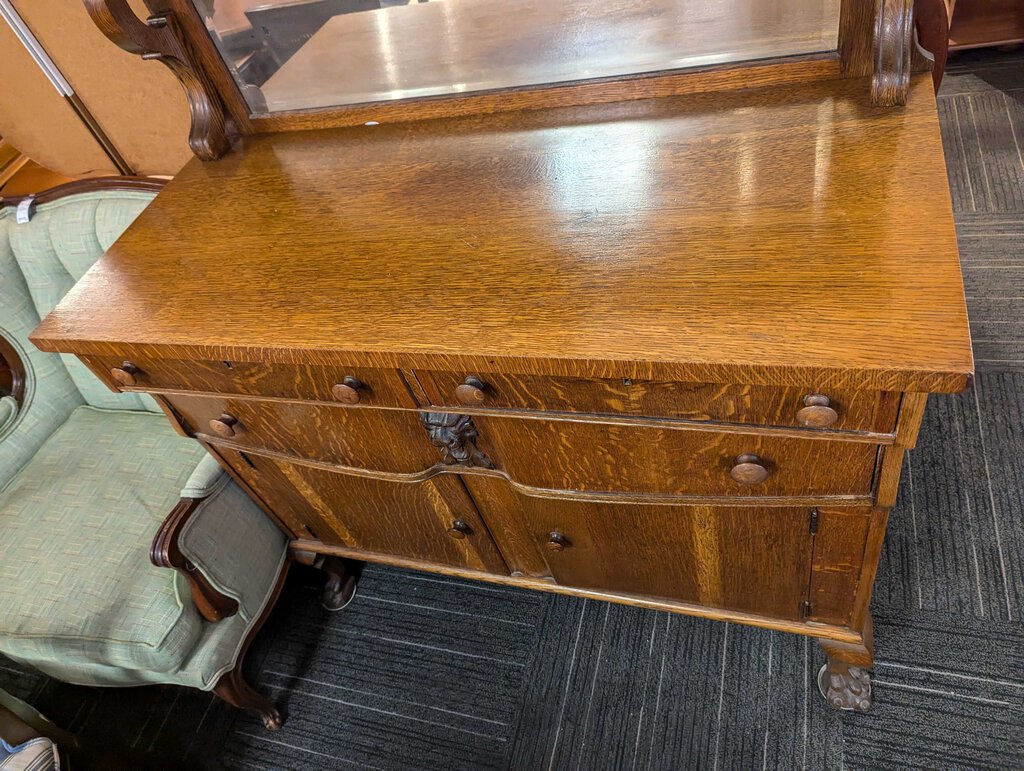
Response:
[806,508,872,626]
[215,447,508,575]
[489,484,815,620]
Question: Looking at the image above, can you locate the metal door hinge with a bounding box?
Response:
[801,601,812,619]
[809,508,820,535]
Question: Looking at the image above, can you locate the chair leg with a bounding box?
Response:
[314,555,360,611]
[213,665,283,731]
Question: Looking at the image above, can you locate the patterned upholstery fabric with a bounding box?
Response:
[0,397,18,436]
[180,453,228,499]
[0,189,289,691]
[3,192,159,413]
[179,478,288,620]
[0,737,59,771]
[0,221,83,489]
[0,407,206,673]
[0,405,289,689]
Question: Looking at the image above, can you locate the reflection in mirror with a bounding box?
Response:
[195,0,841,115]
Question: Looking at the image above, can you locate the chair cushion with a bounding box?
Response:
[2,192,160,413]
[179,452,226,499]
[0,406,209,675]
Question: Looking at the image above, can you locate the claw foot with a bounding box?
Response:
[322,571,358,612]
[818,661,872,713]
[262,708,284,731]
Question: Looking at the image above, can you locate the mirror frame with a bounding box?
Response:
[83,0,947,160]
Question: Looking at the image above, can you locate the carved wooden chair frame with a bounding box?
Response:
[0,336,27,410]
[83,0,952,163]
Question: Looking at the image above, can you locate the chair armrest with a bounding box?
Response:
[151,497,240,623]
[179,452,224,498]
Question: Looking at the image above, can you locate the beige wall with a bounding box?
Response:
[0,0,194,177]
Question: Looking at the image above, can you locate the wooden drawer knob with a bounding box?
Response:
[455,376,486,406]
[730,453,770,485]
[208,413,240,438]
[332,376,365,404]
[796,394,839,428]
[546,531,570,551]
[448,519,472,539]
[110,361,140,387]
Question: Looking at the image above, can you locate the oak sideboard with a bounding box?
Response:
[33,0,970,718]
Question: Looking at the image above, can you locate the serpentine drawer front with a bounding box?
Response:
[165,393,879,499]
[468,414,879,499]
[419,370,901,434]
[166,394,442,473]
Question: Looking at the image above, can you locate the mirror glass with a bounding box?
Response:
[194,0,841,115]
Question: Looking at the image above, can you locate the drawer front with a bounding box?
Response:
[472,415,878,498]
[166,394,439,473]
[508,493,819,619]
[84,354,417,408]
[217,447,508,574]
[419,370,898,433]
[170,396,877,499]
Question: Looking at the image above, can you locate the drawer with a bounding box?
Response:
[418,370,898,434]
[83,354,416,408]
[166,393,440,473]
[471,414,878,498]
[170,394,877,499]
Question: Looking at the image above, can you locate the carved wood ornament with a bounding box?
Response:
[871,0,915,107]
[421,412,494,468]
[83,0,233,160]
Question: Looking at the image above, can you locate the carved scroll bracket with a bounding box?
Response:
[84,0,233,160]
[421,412,494,469]
[871,0,915,107]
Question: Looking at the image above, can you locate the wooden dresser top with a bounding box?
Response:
[32,75,972,392]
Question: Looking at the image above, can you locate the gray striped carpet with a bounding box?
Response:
[3,50,1024,770]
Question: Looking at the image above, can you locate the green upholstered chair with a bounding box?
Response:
[0,181,295,729]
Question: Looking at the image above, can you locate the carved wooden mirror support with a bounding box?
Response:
[84,0,233,159]
[871,0,950,106]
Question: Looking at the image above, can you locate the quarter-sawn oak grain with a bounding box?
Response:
[421,369,899,432]
[29,59,972,715]
[31,76,971,394]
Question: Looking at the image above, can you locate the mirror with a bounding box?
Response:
[194,0,841,115]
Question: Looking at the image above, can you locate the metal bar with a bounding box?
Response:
[0,0,135,174]
[0,0,72,95]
